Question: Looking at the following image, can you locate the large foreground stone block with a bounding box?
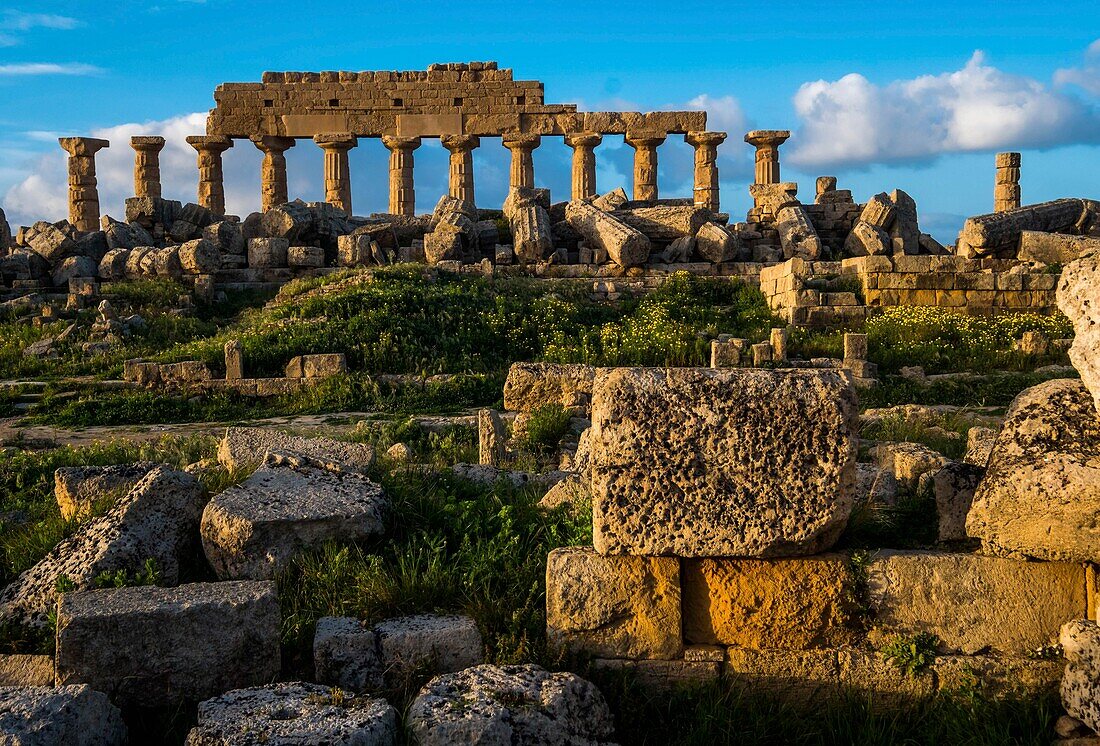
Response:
[682,555,858,649]
[867,550,1085,655]
[217,426,374,473]
[587,368,858,556]
[1059,253,1100,413]
[56,581,280,706]
[54,461,160,520]
[546,546,681,659]
[0,685,126,745]
[187,683,397,745]
[407,664,616,746]
[201,453,388,580]
[502,362,596,412]
[0,467,205,627]
[966,379,1100,561]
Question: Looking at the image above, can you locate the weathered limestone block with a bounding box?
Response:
[314,616,382,691]
[546,546,681,659]
[957,199,1085,258]
[424,224,464,265]
[710,337,749,367]
[844,221,891,256]
[0,685,126,745]
[681,555,857,649]
[964,426,998,467]
[407,664,616,746]
[261,200,314,243]
[102,217,153,251]
[873,441,949,491]
[610,206,710,242]
[966,379,1100,561]
[52,255,98,287]
[503,362,596,412]
[860,193,896,231]
[0,655,53,687]
[0,467,205,626]
[148,246,182,278]
[56,581,280,707]
[838,649,936,701]
[588,368,858,557]
[509,204,553,264]
[1019,231,1100,265]
[590,657,720,692]
[186,683,397,745]
[478,408,508,466]
[776,204,823,260]
[217,426,374,473]
[724,648,841,699]
[97,248,130,280]
[374,614,484,683]
[177,238,221,274]
[889,189,920,255]
[201,452,388,580]
[288,244,325,268]
[160,360,212,385]
[1061,619,1100,733]
[54,461,160,520]
[285,353,346,379]
[430,194,479,228]
[932,462,985,541]
[25,221,76,263]
[224,340,244,380]
[337,233,373,267]
[867,550,1085,654]
[592,187,629,212]
[934,654,1061,697]
[203,220,246,256]
[169,202,215,242]
[247,237,289,268]
[695,221,740,263]
[565,200,651,268]
[125,196,181,229]
[1059,253,1100,413]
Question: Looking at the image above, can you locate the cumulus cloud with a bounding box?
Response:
[0,63,102,76]
[1054,38,1100,96]
[789,51,1100,169]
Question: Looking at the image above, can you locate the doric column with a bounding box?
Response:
[251,136,296,212]
[313,133,357,214]
[186,135,233,216]
[441,134,480,204]
[744,130,791,185]
[564,132,602,200]
[502,134,541,190]
[130,136,165,199]
[685,131,727,212]
[58,137,109,232]
[995,152,1021,212]
[381,135,421,216]
[625,131,666,202]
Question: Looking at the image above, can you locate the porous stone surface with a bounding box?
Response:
[55,581,280,706]
[201,452,388,580]
[1061,619,1100,733]
[964,426,998,467]
[217,426,375,473]
[314,617,382,692]
[873,441,949,491]
[587,368,858,557]
[186,682,397,745]
[867,550,1085,654]
[502,362,595,412]
[681,555,857,649]
[373,614,484,683]
[546,546,681,659]
[966,379,1100,561]
[0,467,205,626]
[0,655,53,687]
[1059,253,1100,413]
[54,461,160,520]
[0,685,127,745]
[407,664,617,746]
[932,462,985,542]
[565,200,651,268]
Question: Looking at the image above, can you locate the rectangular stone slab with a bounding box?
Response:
[56,581,280,707]
[588,367,858,557]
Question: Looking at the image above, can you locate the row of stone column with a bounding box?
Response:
[62,128,791,228]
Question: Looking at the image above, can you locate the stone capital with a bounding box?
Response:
[186,135,233,154]
[130,136,165,153]
[625,131,667,149]
[313,133,357,151]
[502,134,541,151]
[686,131,727,148]
[440,134,480,153]
[744,129,791,149]
[381,135,422,151]
[59,137,110,157]
[565,132,603,149]
[251,135,296,154]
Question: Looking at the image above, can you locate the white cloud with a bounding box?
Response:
[1054,38,1100,96]
[3,11,80,30]
[0,63,102,76]
[789,51,1100,169]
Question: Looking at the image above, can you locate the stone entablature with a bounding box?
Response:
[207,61,705,139]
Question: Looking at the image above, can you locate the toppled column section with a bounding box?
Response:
[625,131,666,201]
[186,135,233,216]
[252,135,295,212]
[130,136,165,199]
[956,198,1086,258]
[505,188,552,264]
[586,368,858,556]
[314,133,357,214]
[59,137,110,232]
[994,152,1021,212]
[685,131,726,211]
[775,203,822,260]
[565,200,651,268]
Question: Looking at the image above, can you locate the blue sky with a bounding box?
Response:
[1,0,1098,243]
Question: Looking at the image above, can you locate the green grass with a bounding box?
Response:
[860,413,973,460]
[860,370,1077,409]
[517,403,573,453]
